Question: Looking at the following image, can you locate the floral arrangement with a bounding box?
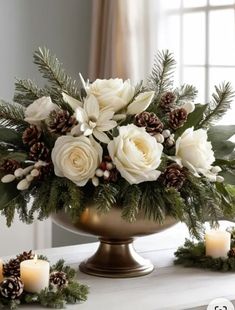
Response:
[0,251,88,309]
[0,47,235,238]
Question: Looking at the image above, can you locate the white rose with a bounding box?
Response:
[127,91,155,115]
[108,124,163,184]
[24,96,59,125]
[52,135,102,186]
[88,78,135,112]
[175,127,215,178]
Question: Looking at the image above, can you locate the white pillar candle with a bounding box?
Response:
[0,260,3,282]
[20,255,50,293]
[205,230,231,258]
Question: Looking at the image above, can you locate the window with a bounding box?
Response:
[153,0,235,124]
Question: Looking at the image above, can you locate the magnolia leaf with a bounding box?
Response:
[213,140,235,159]
[208,125,235,143]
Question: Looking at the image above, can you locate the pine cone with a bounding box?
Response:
[135,112,163,135]
[0,159,20,174]
[22,125,42,146]
[3,251,33,278]
[162,163,186,190]
[0,277,24,299]
[50,271,68,289]
[48,110,77,135]
[29,142,50,161]
[160,92,176,111]
[169,108,187,130]
[228,248,235,258]
[35,162,54,181]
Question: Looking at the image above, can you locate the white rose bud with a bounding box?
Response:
[24,96,59,125]
[17,179,30,191]
[127,91,155,115]
[108,124,163,184]
[175,127,215,178]
[1,174,16,183]
[52,135,102,186]
[88,78,135,112]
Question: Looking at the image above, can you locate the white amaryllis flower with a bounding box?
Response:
[24,96,58,125]
[88,78,135,112]
[51,135,102,186]
[72,94,117,144]
[108,124,163,184]
[175,127,216,180]
[127,91,154,115]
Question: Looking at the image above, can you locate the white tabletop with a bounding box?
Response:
[4,222,235,310]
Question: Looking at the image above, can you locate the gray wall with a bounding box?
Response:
[0,0,95,247]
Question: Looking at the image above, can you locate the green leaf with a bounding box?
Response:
[0,100,27,131]
[208,125,235,143]
[176,104,207,136]
[213,141,235,159]
[0,127,23,146]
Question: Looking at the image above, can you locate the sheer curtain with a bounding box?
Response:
[89,0,151,83]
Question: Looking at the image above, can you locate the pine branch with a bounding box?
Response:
[94,183,119,213]
[174,84,198,104]
[14,79,48,107]
[148,50,176,104]
[199,82,234,128]
[121,185,141,222]
[33,47,81,100]
[0,100,27,131]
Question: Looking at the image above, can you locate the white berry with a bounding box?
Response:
[17,179,30,191]
[1,174,16,183]
[162,129,171,138]
[95,169,104,177]
[14,168,24,178]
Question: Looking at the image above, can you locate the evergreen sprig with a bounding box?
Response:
[94,183,119,213]
[0,100,27,131]
[174,239,235,272]
[14,79,48,107]
[148,50,176,105]
[174,84,198,104]
[199,82,234,128]
[33,47,81,100]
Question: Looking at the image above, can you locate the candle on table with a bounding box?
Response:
[0,259,3,282]
[205,230,231,258]
[20,255,49,293]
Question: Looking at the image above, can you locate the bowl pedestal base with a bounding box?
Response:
[79,238,154,278]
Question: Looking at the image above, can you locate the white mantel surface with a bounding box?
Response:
[4,222,235,310]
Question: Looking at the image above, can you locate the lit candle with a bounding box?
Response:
[0,260,3,282]
[20,255,50,293]
[205,230,231,258]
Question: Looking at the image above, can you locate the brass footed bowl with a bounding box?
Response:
[52,205,177,278]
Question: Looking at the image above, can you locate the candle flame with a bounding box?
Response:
[33,254,38,263]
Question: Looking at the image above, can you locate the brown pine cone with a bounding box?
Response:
[3,251,34,278]
[162,163,186,190]
[50,271,68,289]
[135,111,163,135]
[0,159,20,174]
[160,92,176,111]
[228,248,235,258]
[0,277,24,299]
[48,110,77,135]
[169,108,187,130]
[29,142,50,161]
[34,162,54,181]
[22,125,42,146]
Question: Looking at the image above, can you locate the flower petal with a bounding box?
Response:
[62,93,82,110]
[75,106,88,123]
[127,91,154,115]
[84,95,99,120]
[93,130,110,144]
[97,120,117,132]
